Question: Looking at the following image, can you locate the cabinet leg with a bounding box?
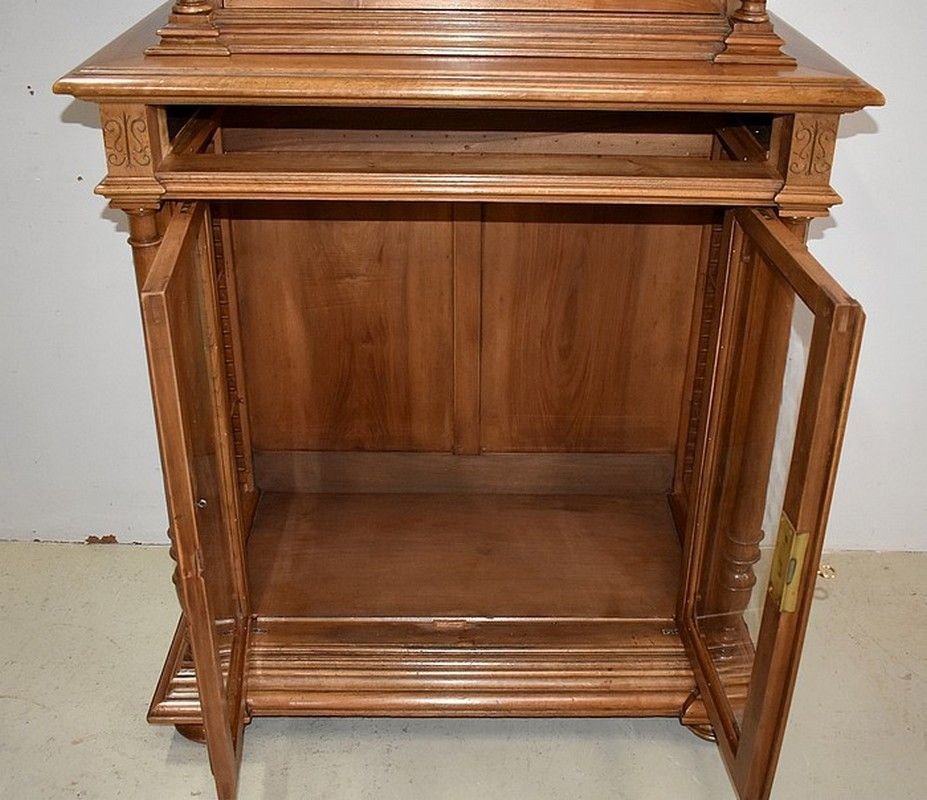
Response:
[684,723,717,743]
[175,723,207,744]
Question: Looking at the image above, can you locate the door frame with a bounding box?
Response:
[141,201,251,800]
[679,207,865,800]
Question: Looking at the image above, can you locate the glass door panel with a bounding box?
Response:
[682,208,864,800]
[141,202,250,800]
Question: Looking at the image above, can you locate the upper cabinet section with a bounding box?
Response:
[144,0,786,63]
[54,1,883,114]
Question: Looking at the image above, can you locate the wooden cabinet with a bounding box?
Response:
[55,3,882,798]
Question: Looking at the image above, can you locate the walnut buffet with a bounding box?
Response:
[55,2,882,798]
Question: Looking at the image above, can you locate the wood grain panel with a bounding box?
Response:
[220,108,718,159]
[247,491,681,619]
[481,205,712,452]
[253,451,674,494]
[231,202,454,451]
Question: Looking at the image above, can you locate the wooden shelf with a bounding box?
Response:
[152,491,694,722]
[247,491,681,619]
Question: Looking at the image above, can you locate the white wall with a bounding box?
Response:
[0,2,168,543]
[1,1,924,549]
[774,1,927,550]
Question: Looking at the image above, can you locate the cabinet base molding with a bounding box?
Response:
[151,617,708,721]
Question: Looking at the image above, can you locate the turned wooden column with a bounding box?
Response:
[701,227,794,665]
[732,0,769,24]
[126,209,163,289]
[171,0,213,14]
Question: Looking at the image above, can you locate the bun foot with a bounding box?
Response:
[175,723,207,744]
[685,723,717,743]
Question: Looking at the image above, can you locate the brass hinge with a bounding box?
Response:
[769,513,810,614]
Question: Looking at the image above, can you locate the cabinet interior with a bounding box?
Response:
[161,107,778,205]
[214,196,723,627]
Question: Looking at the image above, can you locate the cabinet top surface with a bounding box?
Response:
[55,4,883,112]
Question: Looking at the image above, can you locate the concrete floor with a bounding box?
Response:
[0,544,923,800]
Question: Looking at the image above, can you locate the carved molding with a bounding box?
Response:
[95,176,166,210]
[146,7,733,60]
[682,223,725,496]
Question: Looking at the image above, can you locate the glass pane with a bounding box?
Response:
[174,222,238,693]
[693,250,814,738]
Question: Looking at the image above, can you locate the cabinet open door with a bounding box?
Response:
[681,208,865,800]
[141,203,251,800]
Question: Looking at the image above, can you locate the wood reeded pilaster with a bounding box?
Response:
[717,0,796,65]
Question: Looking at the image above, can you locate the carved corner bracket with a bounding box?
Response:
[97,104,167,210]
[716,1,796,66]
[775,114,843,218]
